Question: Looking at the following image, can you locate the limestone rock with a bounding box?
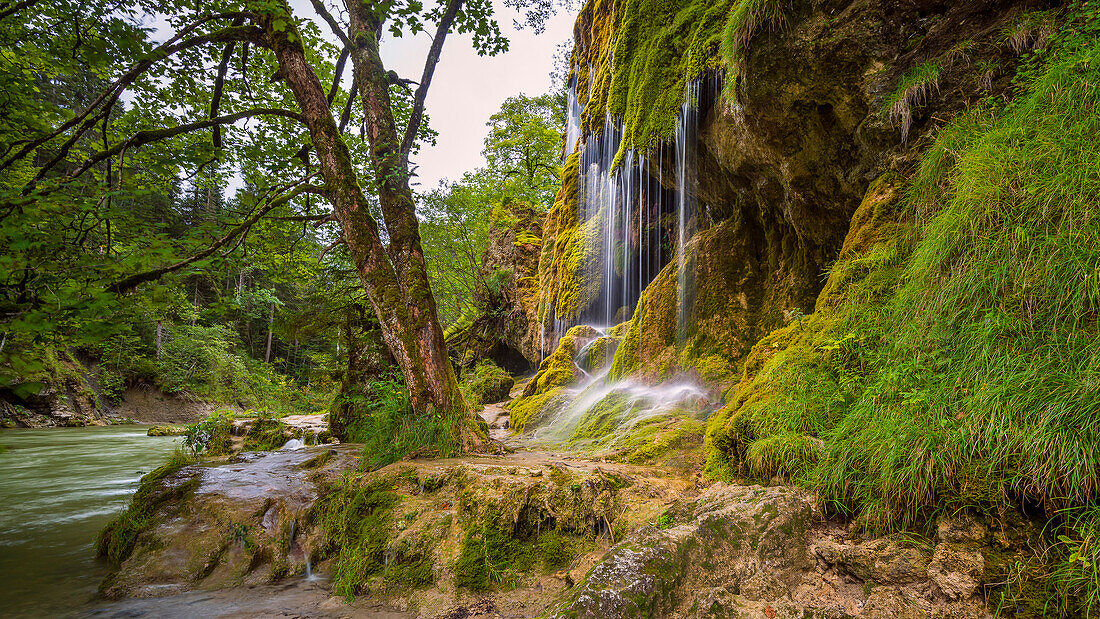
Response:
[928,543,984,601]
[813,536,930,585]
[554,484,814,617]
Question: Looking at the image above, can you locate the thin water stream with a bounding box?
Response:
[0,426,181,617]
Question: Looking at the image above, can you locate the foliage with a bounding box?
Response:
[337,375,467,467]
[184,411,235,456]
[419,94,562,329]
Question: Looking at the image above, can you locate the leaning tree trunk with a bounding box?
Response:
[264,13,481,448]
[344,6,465,423]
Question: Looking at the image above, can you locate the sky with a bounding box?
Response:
[371,2,577,191]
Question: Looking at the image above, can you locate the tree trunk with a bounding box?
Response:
[155,320,163,359]
[265,12,482,449]
[264,301,274,363]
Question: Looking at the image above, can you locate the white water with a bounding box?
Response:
[281,438,306,450]
[542,75,720,354]
[532,331,711,447]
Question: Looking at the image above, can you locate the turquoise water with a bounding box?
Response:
[0,426,181,617]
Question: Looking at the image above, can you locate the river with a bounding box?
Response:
[0,425,181,617]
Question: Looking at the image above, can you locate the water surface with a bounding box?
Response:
[0,426,180,617]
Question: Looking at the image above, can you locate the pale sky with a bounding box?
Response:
[375,2,577,190]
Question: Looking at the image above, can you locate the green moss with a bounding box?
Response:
[508,387,565,433]
[509,325,599,431]
[243,416,288,451]
[460,361,514,407]
[146,425,187,436]
[96,448,200,565]
[454,512,580,591]
[312,475,403,599]
[705,23,1100,615]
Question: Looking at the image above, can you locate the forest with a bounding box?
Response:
[2,0,1100,617]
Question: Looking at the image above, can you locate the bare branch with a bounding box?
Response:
[309,0,350,47]
[210,30,243,150]
[328,46,350,105]
[401,0,463,160]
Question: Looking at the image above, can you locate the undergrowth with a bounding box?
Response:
[337,376,466,468]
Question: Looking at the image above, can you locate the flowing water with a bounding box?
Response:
[532,328,713,447]
[545,75,721,352]
[0,426,181,617]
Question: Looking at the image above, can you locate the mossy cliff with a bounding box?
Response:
[446,201,544,371]
[521,0,1100,612]
[539,0,1053,373]
[704,7,1100,612]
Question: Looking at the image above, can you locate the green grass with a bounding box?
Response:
[337,377,466,468]
[882,61,942,143]
[720,0,785,98]
[707,9,1100,614]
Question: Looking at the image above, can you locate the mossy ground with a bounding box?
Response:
[96,448,201,566]
[460,361,515,407]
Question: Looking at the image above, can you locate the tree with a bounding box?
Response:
[481,93,564,208]
[0,0,556,452]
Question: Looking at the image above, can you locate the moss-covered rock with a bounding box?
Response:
[460,361,515,407]
[446,201,544,371]
[146,425,187,436]
[508,325,599,431]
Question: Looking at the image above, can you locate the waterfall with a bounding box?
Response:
[564,76,583,157]
[560,77,717,334]
[676,80,700,342]
[531,329,711,447]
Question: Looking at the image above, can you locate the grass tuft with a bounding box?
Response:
[883,62,942,143]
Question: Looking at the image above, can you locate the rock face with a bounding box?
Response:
[555,484,999,618]
[100,449,1043,618]
[538,0,1050,382]
[447,202,544,372]
[556,484,814,617]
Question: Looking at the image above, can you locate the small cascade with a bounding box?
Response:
[543,75,720,355]
[532,329,711,447]
[564,76,583,157]
[280,438,305,451]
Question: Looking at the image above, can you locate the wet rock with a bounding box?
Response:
[99,445,361,598]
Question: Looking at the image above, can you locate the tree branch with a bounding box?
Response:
[0,0,36,21]
[309,0,350,47]
[400,0,463,161]
[108,181,319,294]
[50,108,303,188]
[328,46,350,105]
[0,19,263,174]
[210,32,242,150]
